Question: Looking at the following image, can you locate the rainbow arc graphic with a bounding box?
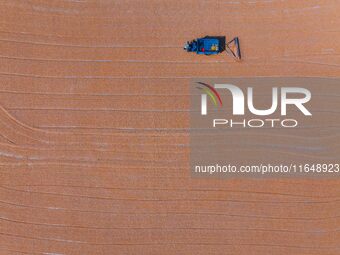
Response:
[196,82,223,115]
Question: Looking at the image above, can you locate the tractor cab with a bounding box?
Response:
[184,37,221,55]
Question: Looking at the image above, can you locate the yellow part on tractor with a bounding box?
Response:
[210,44,218,51]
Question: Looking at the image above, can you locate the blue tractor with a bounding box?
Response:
[184,36,241,59]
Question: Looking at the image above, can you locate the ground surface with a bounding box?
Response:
[0,0,339,254]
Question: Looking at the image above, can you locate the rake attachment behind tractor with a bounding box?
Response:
[225,37,241,60]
